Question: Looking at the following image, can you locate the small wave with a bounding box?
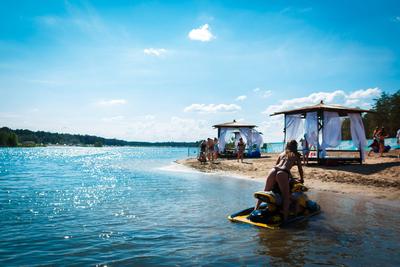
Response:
[158,162,202,174]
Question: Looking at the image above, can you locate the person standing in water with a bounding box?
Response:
[255,140,304,222]
[237,138,246,163]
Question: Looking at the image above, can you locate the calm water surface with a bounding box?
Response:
[0,147,399,266]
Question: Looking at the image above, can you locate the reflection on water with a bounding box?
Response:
[0,147,399,266]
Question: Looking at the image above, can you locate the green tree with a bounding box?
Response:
[0,128,18,147]
[363,90,400,137]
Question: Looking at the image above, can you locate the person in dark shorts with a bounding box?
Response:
[213,138,219,161]
[237,138,246,163]
[378,127,389,157]
[198,140,207,163]
[207,138,214,162]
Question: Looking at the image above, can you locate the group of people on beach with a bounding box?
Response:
[198,138,219,163]
[198,137,247,163]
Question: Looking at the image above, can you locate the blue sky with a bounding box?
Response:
[1,0,399,142]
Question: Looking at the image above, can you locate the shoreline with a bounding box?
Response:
[176,151,400,202]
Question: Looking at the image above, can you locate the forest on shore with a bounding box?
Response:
[0,127,199,147]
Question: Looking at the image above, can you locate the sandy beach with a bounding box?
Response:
[177,151,400,201]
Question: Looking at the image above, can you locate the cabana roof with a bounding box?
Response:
[270,101,373,117]
[213,120,257,129]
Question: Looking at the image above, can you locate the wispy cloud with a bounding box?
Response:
[36,15,60,26]
[144,114,156,120]
[143,48,167,57]
[188,24,215,42]
[96,99,127,107]
[29,79,61,86]
[254,88,272,98]
[184,103,241,113]
[102,115,125,122]
[235,95,247,101]
[261,90,272,98]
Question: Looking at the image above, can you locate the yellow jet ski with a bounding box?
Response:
[228,182,321,229]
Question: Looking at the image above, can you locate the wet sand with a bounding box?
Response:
[177,150,400,201]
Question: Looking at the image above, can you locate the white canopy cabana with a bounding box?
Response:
[271,101,373,164]
[213,120,263,154]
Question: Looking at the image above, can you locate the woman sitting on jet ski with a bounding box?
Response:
[255,140,304,222]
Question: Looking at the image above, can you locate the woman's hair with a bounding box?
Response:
[285,140,300,158]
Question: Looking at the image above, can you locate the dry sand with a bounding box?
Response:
[177,150,400,201]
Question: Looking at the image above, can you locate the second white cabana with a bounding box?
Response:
[213,120,263,155]
[270,101,373,164]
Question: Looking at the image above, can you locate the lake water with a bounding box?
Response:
[0,147,399,266]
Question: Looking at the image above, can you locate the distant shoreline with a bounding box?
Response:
[0,126,199,148]
[177,151,400,201]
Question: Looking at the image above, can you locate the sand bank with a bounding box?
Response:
[177,151,400,201]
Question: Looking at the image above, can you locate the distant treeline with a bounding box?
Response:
[0,127,200,148]
[342,90,400,139]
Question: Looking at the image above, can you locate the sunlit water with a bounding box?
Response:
[0,147,399,266]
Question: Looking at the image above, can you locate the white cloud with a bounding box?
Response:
[348,87,381,99]
[143,48,167,57]
[184,103,241,113]
[235,95,247,101]
[188,24,215,42]
[262,87,381,115]
[96,99,127,107]
[253,88,260,92]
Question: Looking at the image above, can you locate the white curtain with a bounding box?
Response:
[305,112,318,148]
[321,111,342,157]
[349,113,367,161]
[285,114,304,141]
[252,130,264,151]
[234,132,242,151]
[239,128,252,148]
[218,128,228,152]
